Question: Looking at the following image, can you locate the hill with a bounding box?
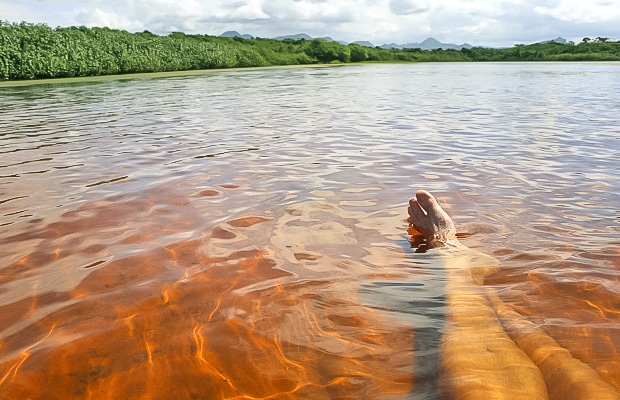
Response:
[381,37,472,50]
[221,31,471,50]
[220,31,254,39]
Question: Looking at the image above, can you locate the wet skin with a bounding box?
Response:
[407,190,620,400]
[407,190,456,248]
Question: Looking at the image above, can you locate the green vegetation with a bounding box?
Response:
[461,38,620,61]
[1,21,619,81]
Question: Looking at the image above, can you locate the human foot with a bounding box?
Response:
[407,190,456,248]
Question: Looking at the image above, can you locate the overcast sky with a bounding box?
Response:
[2,0,618,47]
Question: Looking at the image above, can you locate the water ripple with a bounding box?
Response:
[0,63,619,398]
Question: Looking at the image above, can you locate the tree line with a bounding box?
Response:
[1,21,619,81]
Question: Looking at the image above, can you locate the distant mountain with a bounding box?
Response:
[220,31,253,39]
[274,33,347,45]
[318,36,337,43]
[539,37,568,44]
[222,31,474,49]
[351,41,375,47]
[274,33,312,41]
[380,37,472,50]
[217,32,580,50]
[319,36,348,45]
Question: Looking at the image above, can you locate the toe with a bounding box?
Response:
[416,190,450,225]
[408,197,426,223]
[415,190,435,212]
[408,197,433,237]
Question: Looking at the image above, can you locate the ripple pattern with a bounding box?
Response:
[0,63,619,399]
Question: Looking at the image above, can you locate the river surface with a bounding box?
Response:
[0,63,619,399]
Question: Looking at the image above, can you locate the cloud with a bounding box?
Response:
[389,0,431,15]
[217,0,270,21]
[75,7,145,31]
[0,0,617,47]
[261,0,356,23]
[534,0,620,23]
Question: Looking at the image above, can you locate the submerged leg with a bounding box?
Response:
[407,190,548,399]
[409,190,620,399]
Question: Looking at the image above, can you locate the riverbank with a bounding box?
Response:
[0,64,339,88]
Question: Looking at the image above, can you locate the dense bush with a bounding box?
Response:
[461,40,620,62]
[0,22,255,79]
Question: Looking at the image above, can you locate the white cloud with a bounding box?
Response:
[261,0,356,23]
[217,0,270,21]
[1,0,618,47]
[389,0,433,15]
[75,7,145,31]
[534,0,620,23]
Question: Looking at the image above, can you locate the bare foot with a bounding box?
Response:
[407,190,456,248]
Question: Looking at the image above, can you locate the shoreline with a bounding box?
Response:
[2,60,619,88]
[0,64,342,88]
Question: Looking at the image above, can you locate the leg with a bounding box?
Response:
[407,190,548,399]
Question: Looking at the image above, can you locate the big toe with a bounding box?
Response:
[417,190,453,224]
[415,190,437,213]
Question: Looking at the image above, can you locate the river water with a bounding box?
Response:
[0,63,618,399]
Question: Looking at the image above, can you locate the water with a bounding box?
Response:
[0,63,618,399]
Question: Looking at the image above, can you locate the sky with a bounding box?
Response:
[1,0,619,47]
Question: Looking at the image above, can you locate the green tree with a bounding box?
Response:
[348,44,368,62]
[305,39,350,63]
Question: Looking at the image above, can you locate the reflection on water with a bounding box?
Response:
[1,63,619,399]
